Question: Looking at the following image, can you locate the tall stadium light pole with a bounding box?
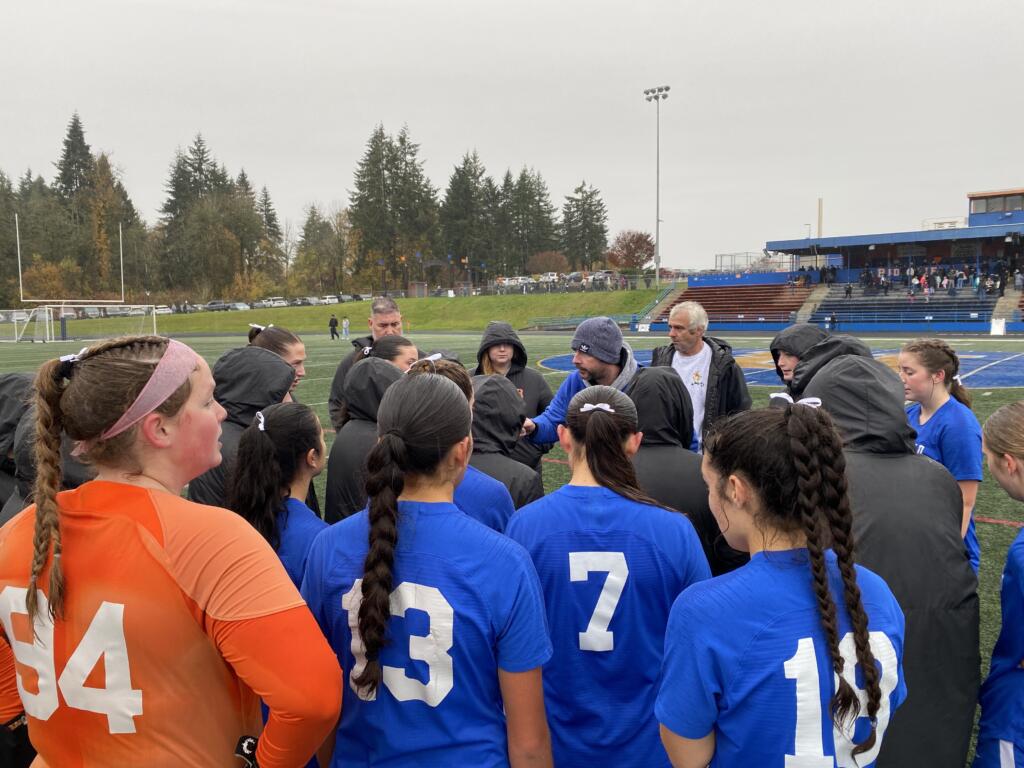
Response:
[644,85,670,288]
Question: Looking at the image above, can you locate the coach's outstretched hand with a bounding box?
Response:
[521,417,536,437]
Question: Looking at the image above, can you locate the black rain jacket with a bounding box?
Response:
[470,375,543,509]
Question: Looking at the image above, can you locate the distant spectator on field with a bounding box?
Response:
[472,321,554,473]
[328,313,339,340]
[328,296,403,429]
[650,301,751,450]
[470,375,543,509]
[342,315,350,339]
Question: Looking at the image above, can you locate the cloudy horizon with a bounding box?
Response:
[3,0,1021,269]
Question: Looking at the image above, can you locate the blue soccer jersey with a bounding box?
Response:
[907,399,983,571]
[301,501,552,767]
[454,464,516,532]
[276,497,328,588]
[976,528,1024,763]
[656,549,906,768]
[506,485,711,767]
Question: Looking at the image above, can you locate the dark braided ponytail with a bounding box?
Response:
[352,373,471,694]
[705,405,883,752]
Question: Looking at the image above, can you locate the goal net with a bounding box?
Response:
[0,305,159,343]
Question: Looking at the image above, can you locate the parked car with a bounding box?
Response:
[305,296,321,305]
[321,295,339,305]
[11,311,30,323]
[129,307,147,316]
[105,306,131,317]
[229,302,250,311]
[154,305,173,315]
[267,296,288,308]
[359,294,373,301]
[204,300,230,312]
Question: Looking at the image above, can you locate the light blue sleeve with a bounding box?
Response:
[530,373,584,444]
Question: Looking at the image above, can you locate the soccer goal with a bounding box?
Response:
[0,304,158,343]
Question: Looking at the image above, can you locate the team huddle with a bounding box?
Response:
[0,296,1020,768]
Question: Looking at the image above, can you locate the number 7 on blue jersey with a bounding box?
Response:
[569,552,629,652]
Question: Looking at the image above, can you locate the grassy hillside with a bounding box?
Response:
[124,289,659,335]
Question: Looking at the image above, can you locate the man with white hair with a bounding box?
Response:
[651,300,751,450]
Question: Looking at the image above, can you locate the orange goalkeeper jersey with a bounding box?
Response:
[0,480,341,767]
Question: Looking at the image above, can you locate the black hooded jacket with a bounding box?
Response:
[803,354,980,768]
[0,374,33,504]
[325,358,403,523]
[328,334,374,430]
[626,367,746,575]
[188,346,296,508]
[473,322,554,471]
[768,323,829,390]
[0,404,95,527]
[470,375,543,509]
[650,335,752,441]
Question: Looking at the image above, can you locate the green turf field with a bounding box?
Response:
[1,329,1019,763]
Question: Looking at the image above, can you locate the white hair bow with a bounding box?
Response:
[580,402,615,413]
[59,346,90,363]
[255,411,266,431]
[769,392,822,408]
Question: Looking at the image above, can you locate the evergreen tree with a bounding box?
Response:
[389,125,439,266]
[54,112,95,206]
[562,181,608,270]
[184,134,216,201]
[510,168,558,273]
[349,125,395,274]
[257,186,282,243]
[440,151,487,278]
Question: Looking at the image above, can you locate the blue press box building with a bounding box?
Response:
[656,188,1024,334]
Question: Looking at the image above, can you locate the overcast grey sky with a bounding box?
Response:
[2,0,1021,268]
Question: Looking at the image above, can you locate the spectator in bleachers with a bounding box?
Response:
[650,301,751,450]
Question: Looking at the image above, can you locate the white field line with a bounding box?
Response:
[960,352,1024,380]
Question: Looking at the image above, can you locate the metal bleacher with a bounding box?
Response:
[655,283,813,323]
[810,285,997,324]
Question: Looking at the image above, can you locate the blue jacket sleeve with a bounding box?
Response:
[530,373,585,444]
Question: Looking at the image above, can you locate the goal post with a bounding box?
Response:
[0,304,159,343]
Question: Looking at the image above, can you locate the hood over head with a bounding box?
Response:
[770,324,829,381]
[475,321,527,372]
[627,366,693,448]
[788,334,872,398]
[212,346,296,426]
[471,374,526,454]
[13,404,95,497]
[0,373,33,457]
[802,355,916,454]
[343,357,403,422]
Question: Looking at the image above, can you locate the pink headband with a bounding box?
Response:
[99,340,199,441]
